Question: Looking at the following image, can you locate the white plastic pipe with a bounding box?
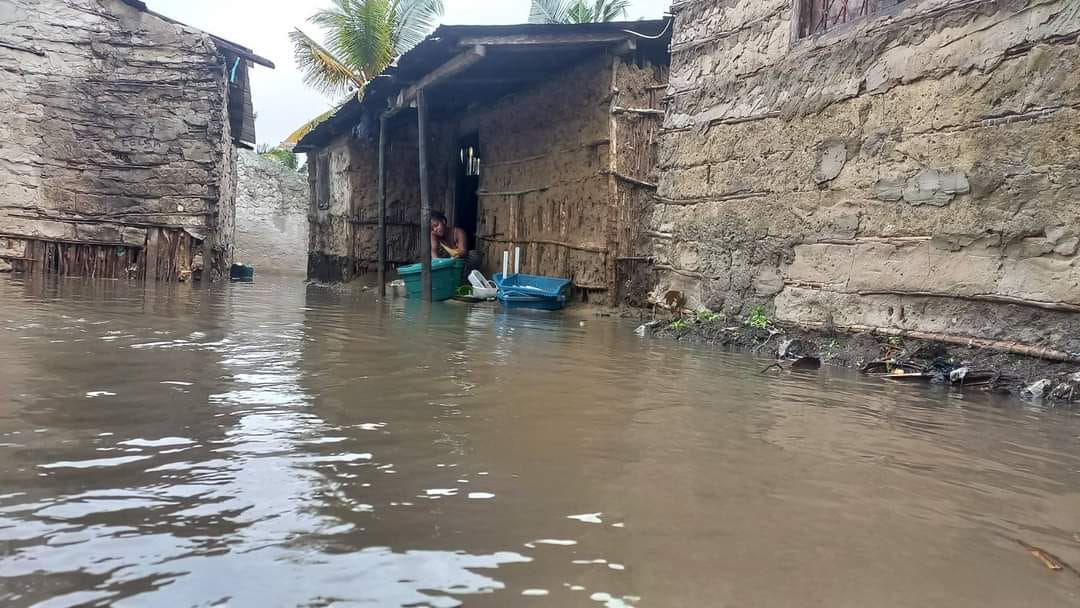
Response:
[514,247,521,274]
[502,250,509,278]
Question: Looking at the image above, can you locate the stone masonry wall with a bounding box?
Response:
[657,0,1080,352]
[0,0,235,279]
[235,150,309,275]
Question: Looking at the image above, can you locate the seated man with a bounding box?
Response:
[430,211,482,281]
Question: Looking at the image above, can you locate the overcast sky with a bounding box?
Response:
[148,0,673,146]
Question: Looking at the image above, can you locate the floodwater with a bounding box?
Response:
[1,276,1079,608]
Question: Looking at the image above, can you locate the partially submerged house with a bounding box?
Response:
[0,0,273,281]
[296,21,671,305]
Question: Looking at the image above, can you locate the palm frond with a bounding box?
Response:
[289,28,365,98]
[593,0,630,22]
[566,1,593,23]
[312,0,392,82]
[529,0,628,24]
[393,0,445,55]
[528,0,569,24]
[283,107,340,145]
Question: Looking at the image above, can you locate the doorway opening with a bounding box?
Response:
[455,133,481,251]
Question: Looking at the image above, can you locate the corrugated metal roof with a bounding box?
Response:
[294,19,671,152]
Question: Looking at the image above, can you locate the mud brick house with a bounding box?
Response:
[654,0,1080,354]
[297,21,671,305]
[0,0,273,281]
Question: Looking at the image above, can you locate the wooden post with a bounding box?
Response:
[377,113,388,297]
[144,228,160,281]
[417,88,432,301]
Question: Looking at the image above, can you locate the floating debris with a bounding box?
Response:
[881,370,934,382]
[790,355,821,370]
[1013,538,1080,578]
[1019,541,1063,571]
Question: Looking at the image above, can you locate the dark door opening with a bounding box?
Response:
[455,133,481,251]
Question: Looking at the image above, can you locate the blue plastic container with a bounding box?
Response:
[492,272,572,310]
[398,258,463,301]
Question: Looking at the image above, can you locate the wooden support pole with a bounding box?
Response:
[377,113,388,297]
[417,88,432,301]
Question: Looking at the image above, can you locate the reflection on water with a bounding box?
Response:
[1,275,1079,607]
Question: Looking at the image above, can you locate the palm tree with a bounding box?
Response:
[285,0,444,144]
[529,0,632,24]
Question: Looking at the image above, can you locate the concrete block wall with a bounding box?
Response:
[656,0,1080,351]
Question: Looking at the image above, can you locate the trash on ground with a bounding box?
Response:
[760,354,821,374]
[1022,379,1052,399]
[467,270,498,299]
[861,360,924,375]
[778,338,803,359]
[881,371,935,382]
[635,320,661,336]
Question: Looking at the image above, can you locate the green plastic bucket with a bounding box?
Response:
[397,258,464,301]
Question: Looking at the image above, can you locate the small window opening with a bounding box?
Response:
[797,0,907,39]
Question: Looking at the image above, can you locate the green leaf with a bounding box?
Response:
[529,0,630,24]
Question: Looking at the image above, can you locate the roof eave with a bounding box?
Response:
[120,0,275,69]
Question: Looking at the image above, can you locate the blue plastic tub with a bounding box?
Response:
[492,273,571,310]
[398,258,463,301]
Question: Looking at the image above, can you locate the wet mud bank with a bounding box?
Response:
[646,317,1080,406]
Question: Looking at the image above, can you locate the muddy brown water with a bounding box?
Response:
[1,275,1079,607]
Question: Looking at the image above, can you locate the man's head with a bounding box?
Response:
[430,211,448,237]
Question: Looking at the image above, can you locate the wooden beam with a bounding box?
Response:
[611,171,658,190]
[604,54,620,307]
[612,106,665,117]
[477,235,607,254]
[417,88,433,301]
[388,46,486,117]
[377,113,388,298]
